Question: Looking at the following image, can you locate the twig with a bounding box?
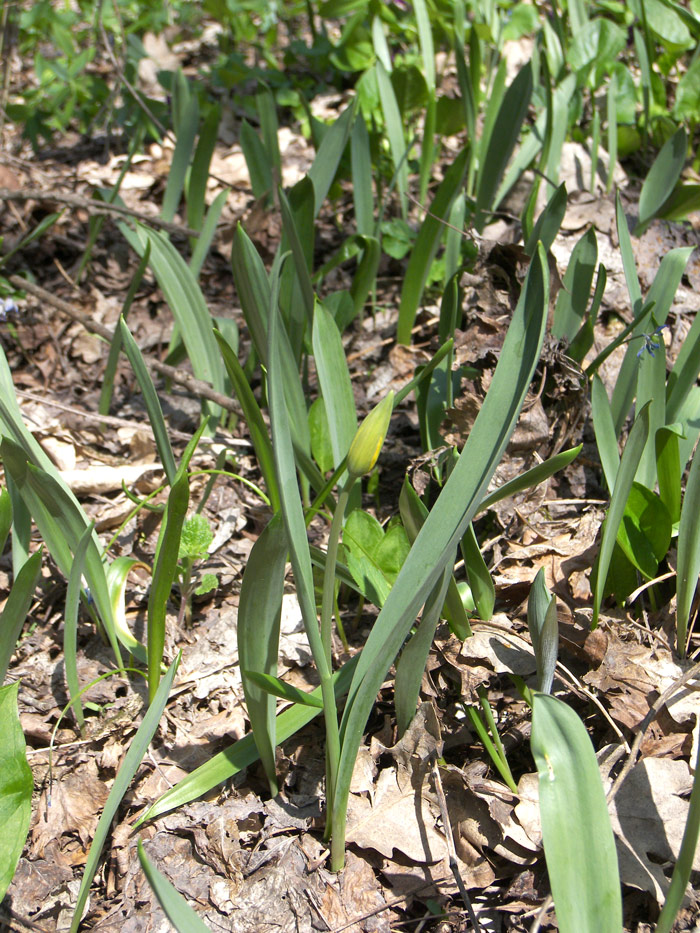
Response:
[430,754,483,932]
[0,187,200,238]
[8,274,241,416]
[608,657,700,802]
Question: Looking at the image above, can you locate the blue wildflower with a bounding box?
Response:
[637,324,669,359]
[0,297,19,322]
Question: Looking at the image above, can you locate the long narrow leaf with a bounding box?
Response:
[162,96,199,224]
[69,655,181,933]
[140,654,359,822]
[331,243,549,868]
[0,681,33,901]
[676,445,700,657]
[531,694,622,933]
[119,317,177,485]
[397,147,469,344]
[238,513,288,793]
[137,841,213,933]
[592,403,651,628]
[312,301,357,469]
[0,548,41,684]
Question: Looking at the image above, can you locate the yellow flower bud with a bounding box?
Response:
[346,391,394,479]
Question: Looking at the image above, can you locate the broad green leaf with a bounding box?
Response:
[592,403,651,628]
[331,244,549,869]
[676,445,700,656]
[531,694,622,933]
[162,95,199,224]
[0,681,33,901]
[119,317,177,485]
[591,375,620,492]
[343,511,410,608]
[636,127,687,235]
[312,301,357,470]
[186,103,220,235]
[474,62,532,232]
[616,483,671,580]
[553,227,598,342]
[397,147,469,344]
[70,655,180,933]
[238,513,288,794]
[138,841,212,933]
[656,425,683,526]
[0,548,41,685]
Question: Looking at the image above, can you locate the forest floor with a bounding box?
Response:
[1,53,700,933]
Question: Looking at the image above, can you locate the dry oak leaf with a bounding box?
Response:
[31,762,109,861]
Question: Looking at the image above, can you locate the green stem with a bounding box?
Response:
[321,673,341,841]
[321,479,354,668]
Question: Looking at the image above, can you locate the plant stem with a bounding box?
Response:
[321,478,354,669]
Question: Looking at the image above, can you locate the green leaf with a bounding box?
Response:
[0,548,41,685]
[186,103,220,235]
[238,512,288,794]
[0,681,33,902]
[312,301,357,470]
[531,694,622,933]
[592,403,651,628]
[635,127,687,235]
[474,62,533,232]
[552,226,598,342]
[214,329,280,511]
[140,655,359,823]
[162,95,199,224]
[591,375,620,492]
[331,244,549,869]
[524,183,567,256]
[655,425,683,526]
[676,444,700,656]
[374,57,409,217]
[242,671,325,709]
[616,483,671,579]
[527,569,558,694]
[309,397,335,475]
[342,510,410,608]
[397,146,469,344]
[178,513,213,562]
[70,655,180,933]
[0,486,12,557]
[119,317,177,485]
[461,522,495,621]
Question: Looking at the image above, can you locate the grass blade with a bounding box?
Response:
[552,227,598,341]
[374,59,408,218]
[64,526,93,731]
[69,655,181,933]
[186,103,220,234]
[531,694,622,933]
[162,95,199,224]
[0,487,12,563]
[351,116,373,237]
[591,375,620,492]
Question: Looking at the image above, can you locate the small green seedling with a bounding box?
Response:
[177,513,218,627]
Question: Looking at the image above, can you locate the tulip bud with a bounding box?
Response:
[346,391,394,479]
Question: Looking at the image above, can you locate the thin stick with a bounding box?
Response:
[430,754,483,932]
[0,187,199,238]
[9,274,240,416]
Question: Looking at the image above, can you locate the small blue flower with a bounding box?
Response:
[0,297,19,322]
[637,324,669,359]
